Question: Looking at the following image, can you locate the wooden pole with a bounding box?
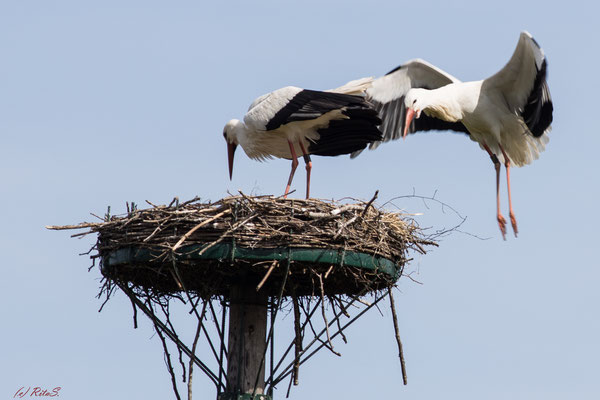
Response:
[226,283,268,396]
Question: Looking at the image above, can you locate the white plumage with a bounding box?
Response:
[223,79,382,199]
[360,31,554,239]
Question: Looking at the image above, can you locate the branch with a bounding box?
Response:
[188,318,202,400]
[318,274,341,357]
[155,323,182,400]
[388,287,407,385]
[172,209,232,251]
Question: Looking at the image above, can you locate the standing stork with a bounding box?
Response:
[359,31,553,239]
[223,78,382,199]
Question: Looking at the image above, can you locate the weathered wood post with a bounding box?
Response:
[225,283,269,398]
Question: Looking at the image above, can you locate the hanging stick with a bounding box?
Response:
[256,260,278,292]
[188,318,202,400]
[129,295,138,329]
[217,298,228,398]
[292,293,302,385]
[155,322,183,400]
[267,297,322,383]
[388,287,408,385]
[318,273,340,356]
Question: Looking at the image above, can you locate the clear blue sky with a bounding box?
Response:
[2,1,598,399]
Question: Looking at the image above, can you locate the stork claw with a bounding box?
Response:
[497,214,507,241]
[509,212,518,238]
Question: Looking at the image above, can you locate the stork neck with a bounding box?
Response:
[422,86,463,122]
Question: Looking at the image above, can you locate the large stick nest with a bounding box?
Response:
[50,194,437,297]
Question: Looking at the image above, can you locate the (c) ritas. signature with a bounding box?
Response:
[14,387,62,398]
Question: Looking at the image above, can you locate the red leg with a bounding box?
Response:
[500,146,518,237]
[298,141,312,199]
[483,144,507,240]
[284,140,299,198]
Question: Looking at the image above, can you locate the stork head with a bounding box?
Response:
[403,89,426,138]
[223,119,244,180]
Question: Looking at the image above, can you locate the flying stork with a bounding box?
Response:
[223,78,382,199]
[360,31,553,239]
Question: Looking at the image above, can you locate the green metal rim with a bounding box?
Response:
[103,243,400,280]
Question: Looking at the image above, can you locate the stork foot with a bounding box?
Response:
[497,214,507,241]
[509,212,518,238]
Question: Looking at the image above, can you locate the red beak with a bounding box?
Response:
[403,108,416,139]
[227,143,237,180]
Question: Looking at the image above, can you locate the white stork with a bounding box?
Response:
[223,78,382,199]
[360,31,553,239]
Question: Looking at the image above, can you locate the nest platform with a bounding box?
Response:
[59,195,435,297]
[49,193,438,398]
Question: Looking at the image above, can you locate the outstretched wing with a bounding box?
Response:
[245,87,382,157]
[353,59,468,157]
[244,87,374,131]
[483,31,553,137]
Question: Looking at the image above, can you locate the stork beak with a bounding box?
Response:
[403,108,417,139]
[227,143,237,180]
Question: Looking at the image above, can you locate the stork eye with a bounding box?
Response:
[223,131,227,138]
[412,99,417,104]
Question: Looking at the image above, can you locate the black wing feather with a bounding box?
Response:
[309,107,383,156]
[264,89,383,157]
[521,59,553,137]
[373,96,470,143]
[265,90,369,131]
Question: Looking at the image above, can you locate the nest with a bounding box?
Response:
[50,194,436,297]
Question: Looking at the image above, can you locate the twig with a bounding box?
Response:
[286,371,294,399]
[188,318,202,400]
[169,267,184,291]
[144,223,166,242]
[172,209,231,251]
[256,260,278,292]
[146,199,160,208]
[404,272,423,285]
[333,296,350,318]
[45,222,102,230]
[155,323,182,400]
[333,215,358,239]
[318,273,340,357]
[292,293,302,386]
[301,304,338,356]
[330,296,347,344]
[361,190,379,218]
[388,287,407,385]
[307,204,363,219]
[179,196,202,207]
[195,213,257,257]
[130,296,138,329]
[160,302,187,383]
[217,298,227,394]
[324,265,334,280]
